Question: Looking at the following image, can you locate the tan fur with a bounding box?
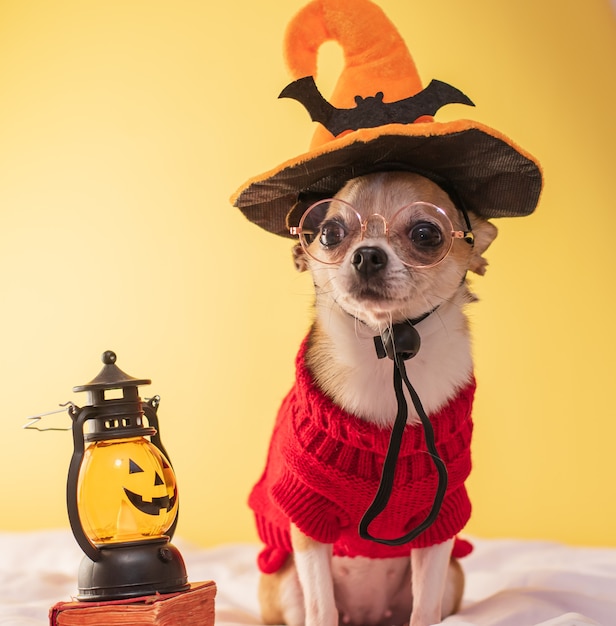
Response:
[259,558,292,625]
[261,172,497,626]
[447,557,465,614]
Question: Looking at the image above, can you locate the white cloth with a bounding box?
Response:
[0,530,614,625]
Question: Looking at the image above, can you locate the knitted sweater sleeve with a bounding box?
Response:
[249,388,350,554]
[271,468,349,545]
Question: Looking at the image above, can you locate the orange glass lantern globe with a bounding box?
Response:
[77,436,178,545]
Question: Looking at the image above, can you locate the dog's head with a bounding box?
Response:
[292,172,497,329]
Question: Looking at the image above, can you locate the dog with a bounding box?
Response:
[250,170,498,626]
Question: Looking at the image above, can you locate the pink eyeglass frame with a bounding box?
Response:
[290,198,474,269]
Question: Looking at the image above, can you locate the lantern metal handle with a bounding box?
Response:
[67,404,102,562]
[142,396,179,541]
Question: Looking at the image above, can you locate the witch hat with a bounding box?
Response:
[231,0,542,237]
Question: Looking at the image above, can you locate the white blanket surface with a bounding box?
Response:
[0,530,614,626]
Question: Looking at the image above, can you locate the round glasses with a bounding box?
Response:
[290,199,474,269]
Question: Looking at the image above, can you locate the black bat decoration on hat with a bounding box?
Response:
[279,76,475,137]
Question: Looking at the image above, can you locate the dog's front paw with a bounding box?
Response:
[305,598,340,626]
[305,608,338,626]
[409,611,440,626]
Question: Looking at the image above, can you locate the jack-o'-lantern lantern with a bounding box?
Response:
[66,351,189,601]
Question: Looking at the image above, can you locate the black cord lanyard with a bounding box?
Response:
[359,321,448,546]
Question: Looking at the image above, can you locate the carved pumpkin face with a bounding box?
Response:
[77,437,179,545]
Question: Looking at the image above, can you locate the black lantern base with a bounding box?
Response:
[77,537,189,601]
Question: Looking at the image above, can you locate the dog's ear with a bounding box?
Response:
[467,213,498,276]
[292,243,309,272]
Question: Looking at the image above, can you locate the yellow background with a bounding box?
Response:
[1,0,614,548]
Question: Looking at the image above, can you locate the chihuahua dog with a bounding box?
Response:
[252,171,497,626]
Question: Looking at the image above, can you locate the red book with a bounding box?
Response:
[49,581,216,626]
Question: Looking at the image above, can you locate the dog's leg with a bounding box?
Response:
[290,524,338,626]
[410,538,454,626]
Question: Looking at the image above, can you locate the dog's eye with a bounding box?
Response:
[319,220,347,247]
[409,222,443,248]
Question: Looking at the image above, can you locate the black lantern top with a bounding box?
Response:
[72,351,154,442]
[73,350,151,393]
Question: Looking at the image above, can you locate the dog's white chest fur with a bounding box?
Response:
[308,296,474,427]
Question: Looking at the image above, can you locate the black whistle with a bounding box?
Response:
[374,322,421,361]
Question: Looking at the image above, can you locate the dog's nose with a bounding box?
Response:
[351,246,388,276]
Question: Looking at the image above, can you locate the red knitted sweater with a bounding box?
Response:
[249,338,475,574]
